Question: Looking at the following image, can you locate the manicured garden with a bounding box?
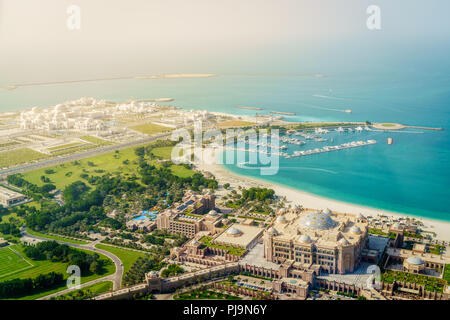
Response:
[174,288,241,300]
[199,236,246,256]
[381,269,446,293]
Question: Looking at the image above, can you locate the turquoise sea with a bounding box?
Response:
[1,67,449,221]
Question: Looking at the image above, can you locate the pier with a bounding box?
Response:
[404,125,443,131]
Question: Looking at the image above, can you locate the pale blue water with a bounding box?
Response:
[1,68,449,222]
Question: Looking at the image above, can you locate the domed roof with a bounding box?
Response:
[268,227,278,234]
[299,211,337,230]
[351,226,362,234]
[322,208,332,215]
[406,256,424,265]
[227,227,241,235]
[276,216,287,223]
[298,234,311,243]
[338,238,349,245]
[208,210,219,216]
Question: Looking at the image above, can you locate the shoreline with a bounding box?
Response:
[197,161,450,242]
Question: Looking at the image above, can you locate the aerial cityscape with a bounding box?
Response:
[0,0,449,307]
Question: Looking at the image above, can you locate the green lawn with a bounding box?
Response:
[54,281,113,300]
[129,123,173,135]
[0,245,116,300]
[151,146,174,159]
[26,228,90,245]
[151,146,194,178]
[0,148,49,168]
[22,147,141,190]
[0,246,33,278]
[95,244,147,280]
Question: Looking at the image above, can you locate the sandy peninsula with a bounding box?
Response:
[135,73,216,79]
[197,161,450,242]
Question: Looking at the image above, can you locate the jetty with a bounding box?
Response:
[270,111,296,116]
[285,140,377,159]
[404,125,443,131]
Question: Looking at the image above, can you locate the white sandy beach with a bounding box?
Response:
[197,161,450,242]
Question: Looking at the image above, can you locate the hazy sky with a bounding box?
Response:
[1,0,450,83]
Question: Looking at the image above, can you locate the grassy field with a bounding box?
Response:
[95,244,147,279]
[26,228,90,245]
[20,142,194,191]
[0,244,116,300]
[217,120,255,128]
[151,146,174,159]
[55,281,113,299]
[0,148,48,168]
[151,146,195,178]
[22,147,141,190]
[0,246,33,278]
[129,122,173,135]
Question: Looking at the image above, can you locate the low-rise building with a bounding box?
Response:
[0,186,25,207]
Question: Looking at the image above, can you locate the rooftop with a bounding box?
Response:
[214,223,264,249]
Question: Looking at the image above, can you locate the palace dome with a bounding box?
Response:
[298,234,311,243]
[268,227,278,235]
[406,256,424,265]
[338,238,349,245]
[208,210,219,216]
[351,226,362,234]
[227,227,241,235]
[299,211,336,230]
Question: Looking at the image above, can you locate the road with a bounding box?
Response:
[21,231,124,300]
[0,132,172,178]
